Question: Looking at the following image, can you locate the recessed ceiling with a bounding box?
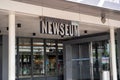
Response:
[0,11,109,39]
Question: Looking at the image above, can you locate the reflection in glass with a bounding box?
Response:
[58,43,63,76]
[46,55,57,76]
[33,39,45,76]
[16,38,64,79]
[46,40,57,76]
[18,38,31,78]
[92,41,110,80]
[58,55,63,75]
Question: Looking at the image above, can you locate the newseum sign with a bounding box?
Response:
[40,17,79,36]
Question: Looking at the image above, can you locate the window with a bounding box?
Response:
[33,39,45,77]
[58,43,63,75]
[46,40,57,76]
[16,38,64,79]
[18,38,31,78]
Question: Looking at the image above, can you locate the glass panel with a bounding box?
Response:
[92,41,110,80]
[102,42,110,71]
[92,42,102,80]
[79,44,91,80]
[58,43,63,55]
[18,38,31,78]
[58,43,64,80]
[58,55,63,74]
[33,39,45,77]
[46,40,57,76]
[46,55,57,76]
[58,43,63,73]
[72,43,91,80]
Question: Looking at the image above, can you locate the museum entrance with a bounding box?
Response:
[71,41,110,80]
[72,43,91,80]
[64,33,111,80]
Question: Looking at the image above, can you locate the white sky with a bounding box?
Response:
[66,0,120,11]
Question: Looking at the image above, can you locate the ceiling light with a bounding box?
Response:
[6,27,9,31]
[101,13,106,24]
[61,35,64,38]
[33,33,36,36]
[84,30,87,33]
[17,23,21,28]
[49,49,53,52]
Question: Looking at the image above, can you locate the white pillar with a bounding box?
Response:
[110,27,117,80]
[9,11,15,80]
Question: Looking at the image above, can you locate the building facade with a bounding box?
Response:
[0,0,120,80]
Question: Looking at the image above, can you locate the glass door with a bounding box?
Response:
[79,43,91,80]
[72,43,91,80]
[71,41,110,80]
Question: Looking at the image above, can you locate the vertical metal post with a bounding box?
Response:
[65,44,72,80]
[44,39,47,80]
[110,27,117,80]
[8,11,15,80]
[89,42,94,80]
[16,37,19,79]
[56,40,59,77]
[31,38,33,79]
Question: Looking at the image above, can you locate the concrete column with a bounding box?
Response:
[8,11,15,80]
[90,42,94,80]
[64,45,72,80]
[110,27,117,80]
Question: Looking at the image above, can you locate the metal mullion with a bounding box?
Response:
[16,37,19,79]
[56,40,59,77]
[44,39,47,79]
[31,38,33,79]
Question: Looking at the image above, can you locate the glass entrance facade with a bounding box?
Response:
[71,40,110,80]
[16,37,63,80]
[0,33,119,80]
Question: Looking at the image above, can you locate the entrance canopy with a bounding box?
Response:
[0,0,120,39]
[0,11,109,39]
